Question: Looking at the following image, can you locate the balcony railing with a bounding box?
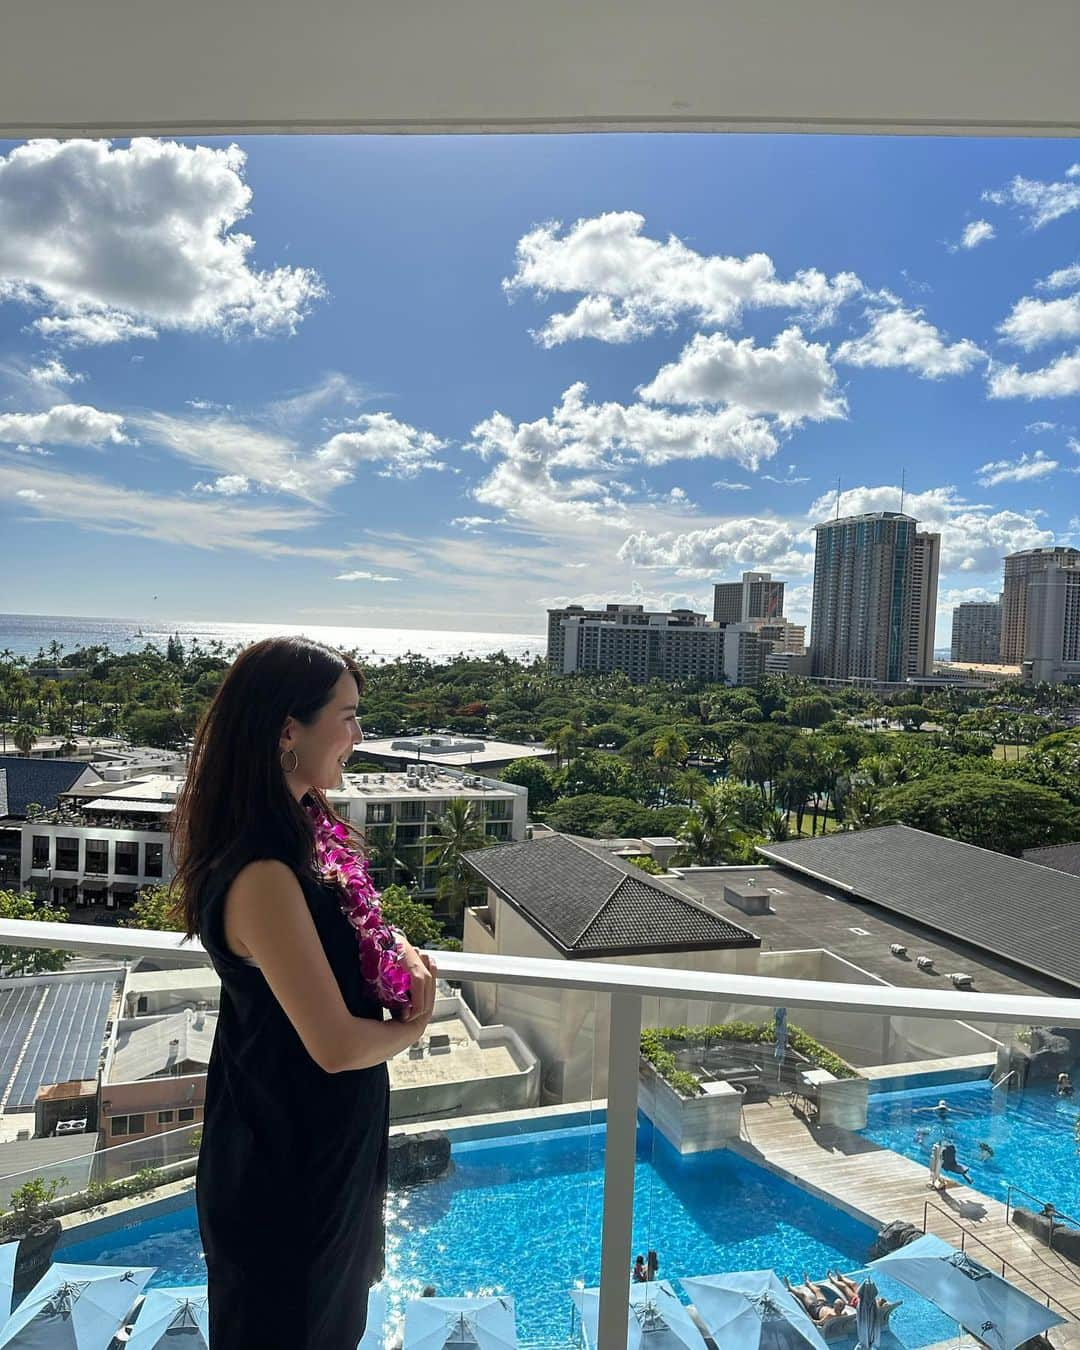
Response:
[2,915,1080,1349]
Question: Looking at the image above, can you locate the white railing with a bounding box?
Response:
[4,916,1080,1350]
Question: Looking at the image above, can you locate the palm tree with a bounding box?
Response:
[422,798,490,926]
[652,727,689,804]
[544,724,580,770]
[13,722,37,757]
[843,783,888,830]
[365,824,412,888]
[761,808,791,842]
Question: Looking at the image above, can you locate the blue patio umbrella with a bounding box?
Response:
[870,1233,1066,1350]
[571,1280,704,1350]
[404,1294,517,1350]
[855,1277,881,1350]
[679,1271,829,1350]
[0,1262,155,1348]
[0,1243,18,1326]
[124,1285,208,1349]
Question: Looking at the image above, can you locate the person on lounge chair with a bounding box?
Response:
[827,1271,889,1311]
[784,1276,846,1323]
[645,1250,660,1281]
[940,1141,973,1182]
[632,1256,648,1283]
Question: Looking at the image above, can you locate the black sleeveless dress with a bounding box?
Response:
[195,857,391,1350]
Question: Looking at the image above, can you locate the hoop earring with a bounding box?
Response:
[280,748,299,774]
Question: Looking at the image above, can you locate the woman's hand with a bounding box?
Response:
[396,939,437,1026]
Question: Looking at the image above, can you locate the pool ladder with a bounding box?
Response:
[991,1069,1016,1091]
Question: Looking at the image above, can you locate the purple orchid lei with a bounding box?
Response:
[307,802,413,1014]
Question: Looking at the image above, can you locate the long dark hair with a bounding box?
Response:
[169,636,366,940]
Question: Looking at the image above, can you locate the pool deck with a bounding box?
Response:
[734,1099,1080,1343]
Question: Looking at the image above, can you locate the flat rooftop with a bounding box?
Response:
[667,864,1073,999]
[387,1011,523,1089]
[356,735,552,767]
[760,826,1080,993]
[334,769,519,800]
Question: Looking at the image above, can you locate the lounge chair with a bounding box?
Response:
[789,1274,902,1341]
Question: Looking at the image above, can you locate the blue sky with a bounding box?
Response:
[1,133,1079,644]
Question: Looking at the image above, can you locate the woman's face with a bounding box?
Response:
[281,670,363,794]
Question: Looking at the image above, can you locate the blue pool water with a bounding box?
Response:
[863,1078,1080,1216]
[60,1117,954,1347]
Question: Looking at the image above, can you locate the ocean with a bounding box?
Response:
[0,613,546,666]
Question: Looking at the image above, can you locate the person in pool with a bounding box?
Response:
[977,1141,994,1160]
[1057,1072,1073,1097]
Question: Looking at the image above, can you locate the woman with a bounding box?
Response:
[170,637,437,1349]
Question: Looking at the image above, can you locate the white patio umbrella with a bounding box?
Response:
[0,1244,18,1326]
[679,1271,829,1350]
[403,1295,517,1350]
[0,1262,155,1349]
[124,1285,208,1349]
[571,1280,705,1350]
[356,1283,389,1350]
[871,1233,1066,1350]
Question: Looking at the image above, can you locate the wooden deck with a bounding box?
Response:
[733,1099,1080,1333]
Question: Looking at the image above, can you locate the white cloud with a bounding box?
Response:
[806,483,1054,574]
[988,349,1080,399]
[316,413,447,481]
[638,328,845,424]
[451,515,501,529]
[334,570,400,582]
[761,464,811,485]
[1037,263,1080,293]
[27,358,84,387]
[466,382,781,527]
[976,450,1059,486]
[938,585,1000,615]
[983,165,1080,229]
[711,479,751,491]
[1025,420,1058,434]
[33,312,157,346]
[503,211,865,345]
[955,220,995,250]
[835,306,984,378]
[0,454,332,556]
[193,474,251,496]
[997,294,1080,350]
[0,138,323,345]
[0,403,128,446]
[138,411,311,495]
[617,518,811,577]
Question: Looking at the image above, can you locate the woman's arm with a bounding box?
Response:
[226,860,436,1073]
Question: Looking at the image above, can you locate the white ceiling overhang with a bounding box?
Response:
[2,0,1079,140]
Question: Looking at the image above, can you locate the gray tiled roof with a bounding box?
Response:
[759,824,1080,991]
[1023,843,1080,879]
[463,833,759,957]
[0,757,93,819]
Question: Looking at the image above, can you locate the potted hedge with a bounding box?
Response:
[0,1176,67,1297]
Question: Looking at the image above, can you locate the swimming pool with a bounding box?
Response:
[863,1078,1080,1217]
[60,1116,954,1347]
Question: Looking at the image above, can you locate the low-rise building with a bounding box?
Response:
[329,765,527,898]
[21,775,179,913]
[461,832,760,1101]
[0,756,100,889]
[355,733,553,772]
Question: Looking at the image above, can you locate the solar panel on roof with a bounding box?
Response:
[0,973,116,1112]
